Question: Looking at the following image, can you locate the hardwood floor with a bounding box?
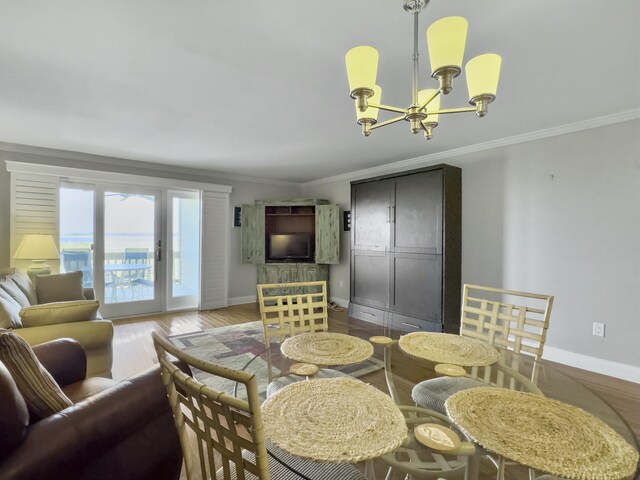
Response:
[112,304,640,479]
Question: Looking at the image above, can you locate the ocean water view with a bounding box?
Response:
[61,233,154,253]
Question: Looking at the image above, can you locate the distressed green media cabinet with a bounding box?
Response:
[241,199,340,286]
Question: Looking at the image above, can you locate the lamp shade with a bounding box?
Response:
[427,16,468,74]
[13,234,60,260]
[355,85,382,122]
[418,89,441,123]
[466,53,502,100]
[345,46,379,93]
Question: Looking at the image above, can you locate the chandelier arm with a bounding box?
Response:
[367,103,407,115]
[371,115,406,130]
[417,90,441,112]
[430,107,477,115]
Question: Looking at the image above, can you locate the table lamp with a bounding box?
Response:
[13,233,60,282]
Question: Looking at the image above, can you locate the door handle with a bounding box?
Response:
[386,205,391,223]
[391,205,396,223]
[156,240,162,262]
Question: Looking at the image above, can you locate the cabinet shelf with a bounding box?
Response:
[265,214,315,217]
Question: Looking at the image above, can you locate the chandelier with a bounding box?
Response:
[345,0,502,140]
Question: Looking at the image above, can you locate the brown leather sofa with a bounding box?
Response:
[0,338,183,480]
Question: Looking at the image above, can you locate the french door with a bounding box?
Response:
[166,190,200,311]
[60,184,162,317]
[97,186,162,318]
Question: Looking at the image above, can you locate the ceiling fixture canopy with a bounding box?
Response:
[345,0,502,140]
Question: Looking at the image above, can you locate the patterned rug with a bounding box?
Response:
[170,321,384,400]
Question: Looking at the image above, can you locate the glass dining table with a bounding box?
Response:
[227,317,639,480]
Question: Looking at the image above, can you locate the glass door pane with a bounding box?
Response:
[59,187,94,288]
[102,190,161,316]
[167,191,200,310]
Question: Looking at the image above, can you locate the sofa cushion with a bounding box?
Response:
[20,300,101,328]
[62,377,118,403]
[0,289,22,329]
[0,330,73,421]
[0,361,29,459]
[0,278,31,308]
[9,271,38,305]
[35,271,85,304]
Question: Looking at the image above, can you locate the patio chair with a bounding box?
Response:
[152,332,365,480]
[412,284,554,414]
[124,247,153,298]
[60,250,93,287]
[256,281,350,397]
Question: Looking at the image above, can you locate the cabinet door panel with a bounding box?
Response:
[351,251,389,309]
[352,180,392,251]
[241,205,265,263]
[393,171,442,254]
[392,253,442,322]
[315,204,340,264]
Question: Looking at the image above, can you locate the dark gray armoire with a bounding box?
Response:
[348,165,461,333]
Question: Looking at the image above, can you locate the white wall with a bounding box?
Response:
[0,146,301,300]
[302,119,640,373]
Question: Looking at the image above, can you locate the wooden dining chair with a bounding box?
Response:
[256,281,350,397]
[412,284,554,414]
[152,332,365,480]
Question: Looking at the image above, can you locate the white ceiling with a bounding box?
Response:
[0,1,638,183]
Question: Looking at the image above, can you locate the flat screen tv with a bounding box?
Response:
[266,233,313,262]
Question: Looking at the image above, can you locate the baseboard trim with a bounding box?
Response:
[331,297,350,308]
[543,346,640,384]
[228,295,257,306]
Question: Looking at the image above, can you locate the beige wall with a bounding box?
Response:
[302,119,640,368]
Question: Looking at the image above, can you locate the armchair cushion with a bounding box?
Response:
[35,271,85,304]
[0,290,22,329]
[0,330,72,420]
[0,278,30,308]
[6,272,37,306]
[20,300,100,328]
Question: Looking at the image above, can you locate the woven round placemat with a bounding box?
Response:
[399,332,499,367]
[281,332,374,366]
[262,377,408,463]
[445,387,639,480]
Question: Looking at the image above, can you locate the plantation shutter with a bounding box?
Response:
[10,172,60,270]
[200,191,229,310]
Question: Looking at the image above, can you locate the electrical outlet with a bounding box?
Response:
[592,322,605,337]
[339,280,344,288]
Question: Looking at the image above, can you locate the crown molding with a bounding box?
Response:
[302,109,640,187]
[0,142,300,188]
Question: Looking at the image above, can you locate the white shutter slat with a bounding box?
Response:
[10,173,60,266]
[200,192,229,310]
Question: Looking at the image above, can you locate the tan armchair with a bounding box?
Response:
[0,270,113,378]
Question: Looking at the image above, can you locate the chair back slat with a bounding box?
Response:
[152,332,270,480]
[461,284,553,384]
[257,281,328,346]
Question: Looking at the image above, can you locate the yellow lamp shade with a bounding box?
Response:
[355,85,382,122]
[466,53,502,100]
[427,16,468,74]
[13,234,60,260]
[418,89,441,123]
[345,46,379,93]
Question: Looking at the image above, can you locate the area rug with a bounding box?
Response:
[170,321,384,400]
